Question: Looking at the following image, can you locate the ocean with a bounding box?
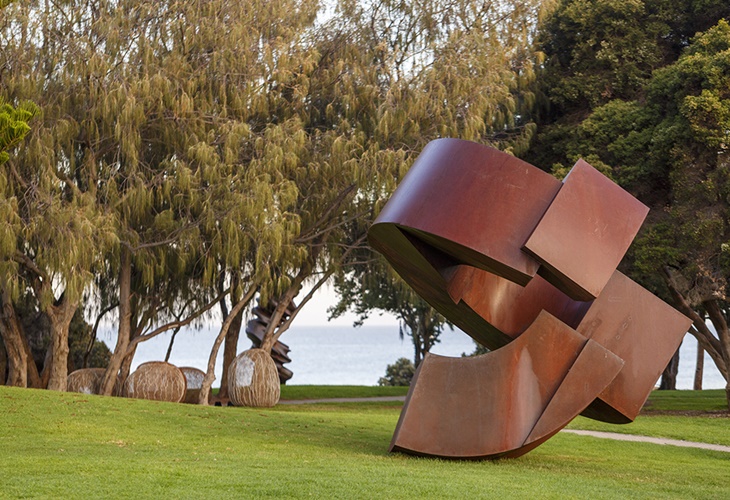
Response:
[100,325,726,389]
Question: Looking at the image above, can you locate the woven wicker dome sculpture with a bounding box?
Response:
[227,348,280,407]
[67,368,123,396]
[123,361,187,402]
[179,366,205,404]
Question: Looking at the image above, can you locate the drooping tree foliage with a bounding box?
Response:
[1,0,319,394]
[0,0,556,399]
[0,0,39,387]
[327,0,549,358]
[528,0,730,406]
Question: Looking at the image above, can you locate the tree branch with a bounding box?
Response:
[124,287,230,355]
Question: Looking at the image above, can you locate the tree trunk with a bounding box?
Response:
[164,327,181,362]
[119,345,137,383]
[659,346,680,390]
[0,336,6,384]
[45,297,79,391]
[101,247,133,395]
[218,305,243,399]
[413,323,423,368]
[199,287,256,405]
[260,284,301,354]
[260,262,315,354]
[662,275,727,379]
[0,289,28,387]
[703,299,730,410]
[37,340,52,388]
[694,343,704,390]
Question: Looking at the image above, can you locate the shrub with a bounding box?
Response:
[378,358,415,386]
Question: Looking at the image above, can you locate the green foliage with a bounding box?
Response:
[67,310,111,370]
[528,0,730,169]
[0,100,36,165]
[462,341,490,357]
[377,357,415,387]
[529,5,730,402]
[539,0,666,110]
[331,254,449,366]
[547,20,730,304]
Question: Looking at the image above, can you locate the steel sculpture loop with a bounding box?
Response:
[368,139,692,460]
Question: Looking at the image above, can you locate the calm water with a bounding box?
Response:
[101,326,725,389]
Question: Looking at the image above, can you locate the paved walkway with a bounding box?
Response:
[561,429,730,453]
[280,396,730,453]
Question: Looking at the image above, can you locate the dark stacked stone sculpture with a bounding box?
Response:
[369,138,692,459]
[246,300,294,383]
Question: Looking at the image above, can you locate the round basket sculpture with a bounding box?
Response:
[179,366,205,404]
[67,368,123,396]
[123,361,187,403]
[227,348,280,407]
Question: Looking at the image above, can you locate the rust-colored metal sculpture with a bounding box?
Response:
[369,138,692,459]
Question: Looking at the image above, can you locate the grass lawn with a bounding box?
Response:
[1,386,728,498]
[279,384,409,400]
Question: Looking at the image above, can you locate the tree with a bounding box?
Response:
[529,11,730,407]
[0,0,37,387]
[378,357,415,386]
[331,255,449,367]
[2,0,550,399]
[306,0,549,364]
[527,0,730,170]
[2,0,320,397]
[0,96,36,386]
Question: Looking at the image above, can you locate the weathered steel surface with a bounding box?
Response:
[576,271,693,423]
[523,159,650,301]
[390,311,623,459]
[374,139,561,285]
[370,138,692,459]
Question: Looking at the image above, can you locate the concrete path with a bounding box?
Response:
[280,396,730,453]
[561,429,730,453]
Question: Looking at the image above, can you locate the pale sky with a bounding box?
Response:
[294,281,399,327]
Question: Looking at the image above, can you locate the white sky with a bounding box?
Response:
[294,281,399,327]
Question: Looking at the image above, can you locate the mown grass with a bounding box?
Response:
[279,384,409,400]
[1,386,728,499]
[566,389,730,446]
[643,389,727,412]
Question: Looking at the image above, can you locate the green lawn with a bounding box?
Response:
[0,386,728,498]
[566,389,730,446]
[279,384,409,400]
[643,388,728,412]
